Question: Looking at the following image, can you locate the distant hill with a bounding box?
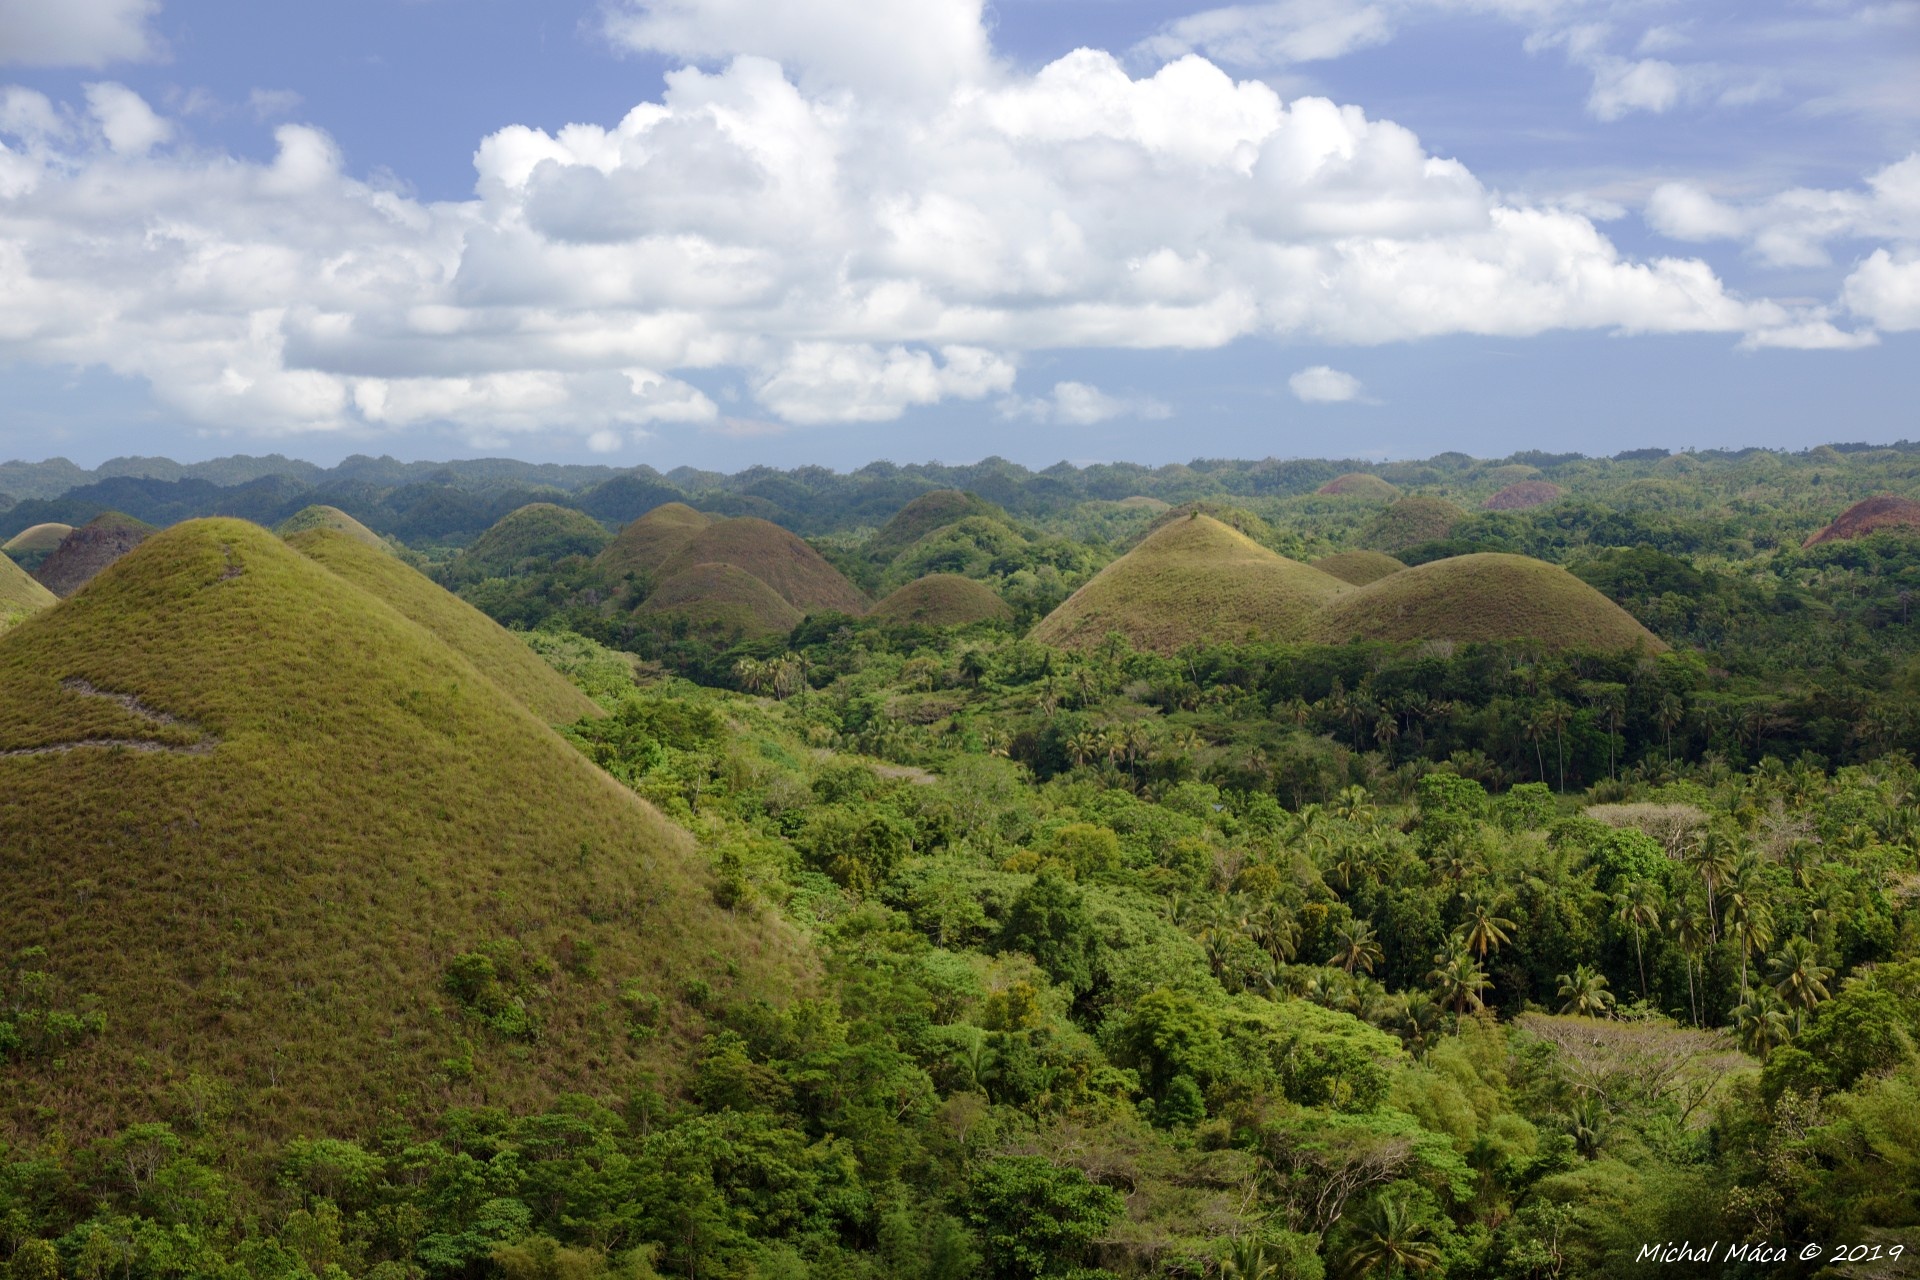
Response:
[595,502,714,582]
[275,504,386,549]
[1485,481,1563,511]
[1030,513,1350,654]
[656,517,868,615]
[1359,495,1467,552]
[637,562,805,637]
[446,503,611,581]
[865,490,1001,564]
[0,519,798,1147]
[1307,553,1667,653]
[1803,495,1920,547]
[288,527,599,724]
[1313,550,1407,586]
[33,511,156,597]
[2,522,72,572]
[1316,473,1400,499]
[868,574,1014,627]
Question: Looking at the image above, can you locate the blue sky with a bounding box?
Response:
[0,0,1914,470]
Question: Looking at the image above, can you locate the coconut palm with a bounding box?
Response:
[1722,864,1775,1002]
[1686,830,1738,941]
[1767,936,1833,1023]
[1458,898,1517,960]
[1556,964,1615,1017]
[1220,1237,1284,1279]
[1667,901,1708,1027]
[1428,943,1491,1014]
[1732,988,1792,1056]
[1328,921,1383,976]
[1611,879,1662,1001]
[1337,1192,1443,1278]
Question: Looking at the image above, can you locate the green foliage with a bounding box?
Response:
[966,1156,1124,1280]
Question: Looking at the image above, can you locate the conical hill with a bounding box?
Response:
[638,562,803,637]
[0,553,56,630]
[1306,553,1666,653]
[1803,495,1920,547]
[275,504,386,549]
[286,527,599,724]
[32,511,155,597]
[1030,513,1350,654]
[1357,496,1467,552]
[0,520,799,1147]
[867,490,1000,563]
[1312,550,1407,586]
[656,517,868,615]
[595,502,713,580]
[449,503,611,581]
[3,522,72,572]
[869,574,1014,627]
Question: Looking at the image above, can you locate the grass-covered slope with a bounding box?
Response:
[2,522,73,572]
[449,502,610,580]
[0,520,799,1147]
[33,511,155,597]
[594,501,713,581]
[0,552,56,631]
[1804,494,1920,547]
[1358,495,1468,551]
[1485,481,1563,511]
[275,503,387,549]
[868,573,1014,627]
[1307,552,1667,653]
[657,517,869,615]
[1315,473,1399,499]
[1030,513,1350,654]
[637,562,803,637]
[287,527,599,724]
[1312,549,1407,586]
[865,490,1001,563]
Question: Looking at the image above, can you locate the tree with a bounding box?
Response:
[1556,965,1615,1017]
[967,1156,1124,1280]
[1766,937,1833,1024]
[1337,1190,1444,1278]
[1001,871,1098,995]
[1732,988,1792,1056]
[1611,879,1661,1001]
[1458,899,1516,960]
[1329,921,1383,976]
[1428,944,1491,1014]
[1667,902,1709,1027]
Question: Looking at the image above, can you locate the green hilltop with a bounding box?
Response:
[0,519,800,1148]
[868,573,1014,627]
[656,517,868,615]
[1312,549,1407,586]
[2,522,73,572]
[1358,495,1467,552]
[863,489,1002,564]
[594,501,714,582]
[275,503,387,550]
[446,502,611,582]
[0,553,56,632]
[637,561,805,638]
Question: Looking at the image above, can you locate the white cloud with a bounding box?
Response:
[1002,381,1172,425]
[1844,248,1920,331]
[1644,153,1920,268]
[1289,364,1366,402]
[1137,1,1396,67]
[0,8,1865,445]
[0,0,159,68]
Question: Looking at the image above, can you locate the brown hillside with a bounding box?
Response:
[33,511,156,597]
[1030,513,1350,655]
[0,520,801,1147]
[1803,495,1920,547]
[1316,473,1400,499]
[1313,550,1407,586]
[1307,553,1666,653]
[1485,481,1564,511]
[596,502,714,580]
[866,490,1001,563]
[638,562,802,637]
[869,574,1014,627]
[657,517,868,615]
[1358,496,1467,552]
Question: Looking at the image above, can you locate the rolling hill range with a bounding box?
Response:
[655,517,868,615]
[868,574,1014,627]
[1307,553,1667,652]
[1803,494,1920,547]
[594,501,713,581]
[1312,550,1407,586]
[32,511,156,597]
[1030,513,1350,654]
[637,562,805,637]
[0,519,799,1147]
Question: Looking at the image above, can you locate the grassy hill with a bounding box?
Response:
[275,503,387,549]
[0,519,799,1148]
[1030,513,1350,654]
[1358,495,1467,552]
[865,490,1001,564]
[1804,494,1920,547]
[868,574,1014,627]
[1312,550,1407,586]
[447,502,610,581]
[1307,552,1668,653]
[33,511,157,597]
[594,501,713,581]
[1485,481,1563,511]
[2,522,72,572]
[637,562,803,637]
[287,527,599,724]
[1316,473,1399,499]
[0,553,56,632]
[657,517,868,615]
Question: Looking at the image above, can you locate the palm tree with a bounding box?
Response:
[1337,1192,1443,1278]
[1612,879,1662,1001]
[1656,692,1685,760]
[1686,830,1738,941]
[1556,964,1615,1017]
[1721,862,1775,1001]
[1250,902,1300,963]
[1428,943,1491,1014]
[1220,1237,1283,1279]
[1328,921,1383,976]
[1667,902,1708,1027]
[1732,988,1792,1056]
[1767,936,1833,1025]
[1458,899,1516,960]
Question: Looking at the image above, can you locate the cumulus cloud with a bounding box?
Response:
[1645,153,1920,268]
[1844,249,1920,331]
[0,0,159,68]
[1002,381,1172,425]
[1289,365,1366,402]
[0,9,1869,445]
